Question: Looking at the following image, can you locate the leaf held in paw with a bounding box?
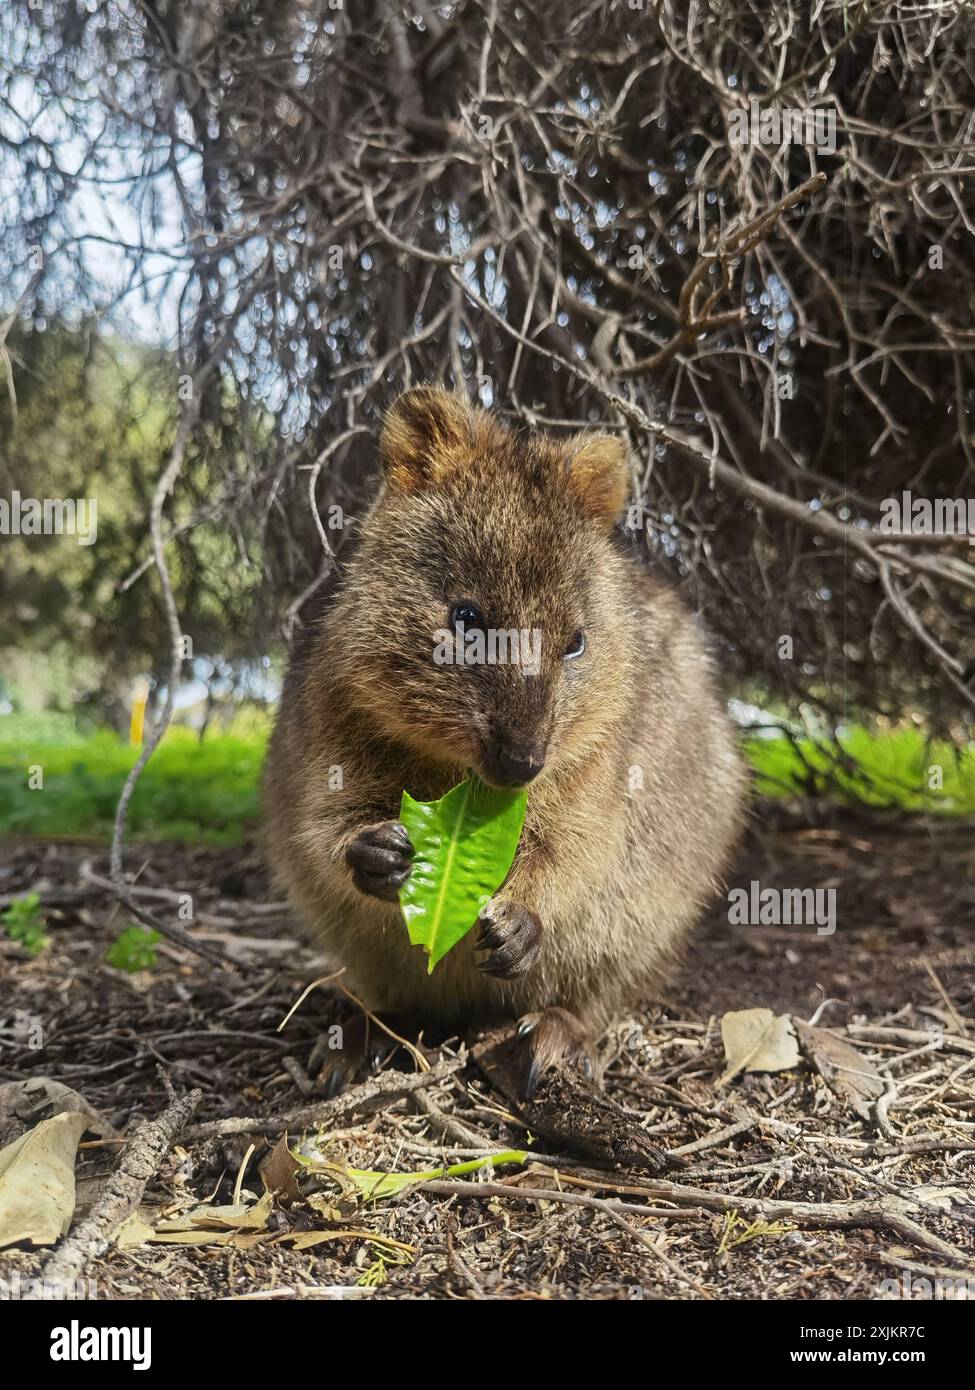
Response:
[398,776,528,973]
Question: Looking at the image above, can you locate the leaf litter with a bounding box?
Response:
[0,808,972,1299]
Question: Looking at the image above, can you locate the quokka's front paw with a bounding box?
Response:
[476,899,542,979]
[346,820,414,901]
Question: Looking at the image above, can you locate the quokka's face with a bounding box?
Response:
[338,387,630,787]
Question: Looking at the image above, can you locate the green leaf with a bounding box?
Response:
[398,776,528,973]
[316,1150,530,1203]
[2,892,49,957]
[106,925,162,973]
[2,890,42,924]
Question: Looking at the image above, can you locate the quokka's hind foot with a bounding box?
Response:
[312,1009,433,1098]
[473,1013,675,1175]
[517,1006,600,1098]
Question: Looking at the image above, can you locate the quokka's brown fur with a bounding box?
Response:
[264,387,745,1064]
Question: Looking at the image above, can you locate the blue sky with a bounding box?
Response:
[1,69,189,344]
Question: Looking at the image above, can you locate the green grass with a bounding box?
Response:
[745,726,975,816]
[0,721,266,844]
[0,715,971,846]
[0,711,89,749]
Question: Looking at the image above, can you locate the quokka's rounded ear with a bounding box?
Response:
[565,433,628,528]
[379,386,474,491]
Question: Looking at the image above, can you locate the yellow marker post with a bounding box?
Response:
[129,677,150,746]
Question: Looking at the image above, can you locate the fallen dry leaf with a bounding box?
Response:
[911,1184,970,1210]
[306,1191,346,1222]
[0,1078,118,1140]
[794,1021,885,1119]
[119,1193,278,1250]
[718,1008,801,1087]
[154,1191,274,1233]
[261,1133,301,1205]
[0,1111,89,1248]
[114,1211,157,1250]
[147,1228,273,1250]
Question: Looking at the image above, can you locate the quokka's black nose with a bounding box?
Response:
[493,746,545,786]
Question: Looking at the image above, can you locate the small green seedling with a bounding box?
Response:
[717,1209,794,1253]
[107,924,162,973]
[356,1245,413,1287]
[2,891,50,957]
[399,776,528,972]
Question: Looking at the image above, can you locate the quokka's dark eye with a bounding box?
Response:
[564,629,586,660]
[450,601,485,632]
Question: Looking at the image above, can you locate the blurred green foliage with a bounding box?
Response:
[744,726,975,816]
[0,722,265,844]
[0,717,971,847]
[1,890,50,956]
[0,322,273,720]
[106,925,162,972]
